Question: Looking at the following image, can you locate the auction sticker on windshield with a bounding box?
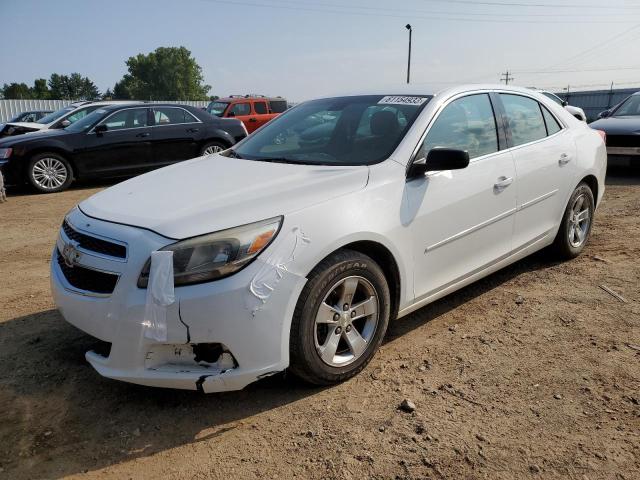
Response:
[378,96,428,105]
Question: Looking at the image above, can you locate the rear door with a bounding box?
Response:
[78,107,152,176]
[408,93,517,300]
[150,106,204,165]
[252,100,272,129]
[497,93,576,250]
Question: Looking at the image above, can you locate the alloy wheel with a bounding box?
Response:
[314,276,379,367]
[32,157,68,190]
[568,193,591,248]
[203,145,224,155]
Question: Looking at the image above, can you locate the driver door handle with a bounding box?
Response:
[559,153,571,165]
[136,132,150,138]
[494,176,514,191]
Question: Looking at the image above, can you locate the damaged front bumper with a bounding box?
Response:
[51,208,307,392]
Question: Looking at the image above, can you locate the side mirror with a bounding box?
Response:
[227,111,236,117]
[60,119,71,128]
[561,100,569,107]
[598,110,611,119]
[94,124,108,136]
[408,148,470,178]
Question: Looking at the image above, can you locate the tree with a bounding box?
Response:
[48,73,100,99]
[32,78,50,99]
[1,82,32,99]
[116,46,211,100]
[112,78,133,99]
[101,88,113,100]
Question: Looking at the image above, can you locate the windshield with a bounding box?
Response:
[36,107,75,124]
[613,95,640,116]
[230,95,432,165]
[207,102,229,117]
[65,109,108,133]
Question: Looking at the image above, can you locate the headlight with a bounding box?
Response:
[0,148,12,159]
[138,216,282,288]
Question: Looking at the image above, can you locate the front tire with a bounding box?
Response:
[551,182,595,259]
[289,250,391,385]
[27,153,73,193]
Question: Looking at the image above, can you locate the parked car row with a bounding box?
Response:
[0,103,247,192]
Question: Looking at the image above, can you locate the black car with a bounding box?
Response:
[590,91,640,165]
[0,104,248,193]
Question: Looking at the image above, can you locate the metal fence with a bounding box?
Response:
[0,99,210,122]
[556,87,640,122]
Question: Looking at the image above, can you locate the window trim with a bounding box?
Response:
[151,106,202,127]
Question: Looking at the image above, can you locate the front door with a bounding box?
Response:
[497,93,577,250]
[407,93,517,301]
[77,107,152,177]
[228,102,256,133]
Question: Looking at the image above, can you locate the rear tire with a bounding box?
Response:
[289,249,391,385]
[550,182,595,259]
[200,141,227,156]
[27,152,73,193]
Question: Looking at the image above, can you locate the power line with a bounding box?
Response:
[203,0,640,23]
[422,0,640,9]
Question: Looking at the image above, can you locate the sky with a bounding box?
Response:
[1,0,640,102]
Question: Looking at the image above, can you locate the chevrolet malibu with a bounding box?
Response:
[52,85,606,392]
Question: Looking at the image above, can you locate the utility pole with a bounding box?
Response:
[501,70,514,85]
[406,24,412,84]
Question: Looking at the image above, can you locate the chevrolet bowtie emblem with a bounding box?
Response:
[61,241,81,268]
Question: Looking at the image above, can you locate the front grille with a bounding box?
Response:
[62,220,127,259]
[606,134,640,148]
[56,250,119,295]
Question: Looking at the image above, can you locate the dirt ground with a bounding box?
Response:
[0,169,639,480]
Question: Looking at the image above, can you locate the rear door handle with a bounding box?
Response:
[187,128,200,133]
[494,176,514,191]
[136,132,150,138]
[559,153,571,165]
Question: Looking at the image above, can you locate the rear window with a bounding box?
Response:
[269,100,288,113]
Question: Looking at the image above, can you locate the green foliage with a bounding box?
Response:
[1,82,33,99]
[32,79,50,99]
[48,73,100,100]
[115,46,211,100]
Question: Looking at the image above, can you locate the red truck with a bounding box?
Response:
[206,95,288,133]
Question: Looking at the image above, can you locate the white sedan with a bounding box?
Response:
[51,85,606,392]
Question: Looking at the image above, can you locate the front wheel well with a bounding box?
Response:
[324,241,401,320]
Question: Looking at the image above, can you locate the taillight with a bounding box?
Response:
[595,129,606,145]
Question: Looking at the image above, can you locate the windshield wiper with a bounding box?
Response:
[225,149,244,159]
[251,157,302,164]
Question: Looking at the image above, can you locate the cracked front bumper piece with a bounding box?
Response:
[51,208,306,392]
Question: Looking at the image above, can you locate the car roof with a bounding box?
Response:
[96,103,198,112]
[215,96,286,103]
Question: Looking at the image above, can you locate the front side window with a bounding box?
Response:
[418,94,498,160]
[500,94,547,147]
[231,94,431,165]
[65,109,109,133]
[613,95,640,116]
[230,103,251,116]
[99,108,149,131]
[153,107,198,125]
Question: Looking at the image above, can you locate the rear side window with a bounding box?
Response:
[419,94,498,160]
[100,108,149,131]
[230,103,251,116]
[500,94,547,147]
[541,105,562,136]
[254,102,268,114]
[153,107,198,125]
[269,100,288,113]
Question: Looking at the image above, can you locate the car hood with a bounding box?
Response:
[4,121,47,130]
[79,155,370,239]
[0,127,70,146]
[589,116,640,135]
